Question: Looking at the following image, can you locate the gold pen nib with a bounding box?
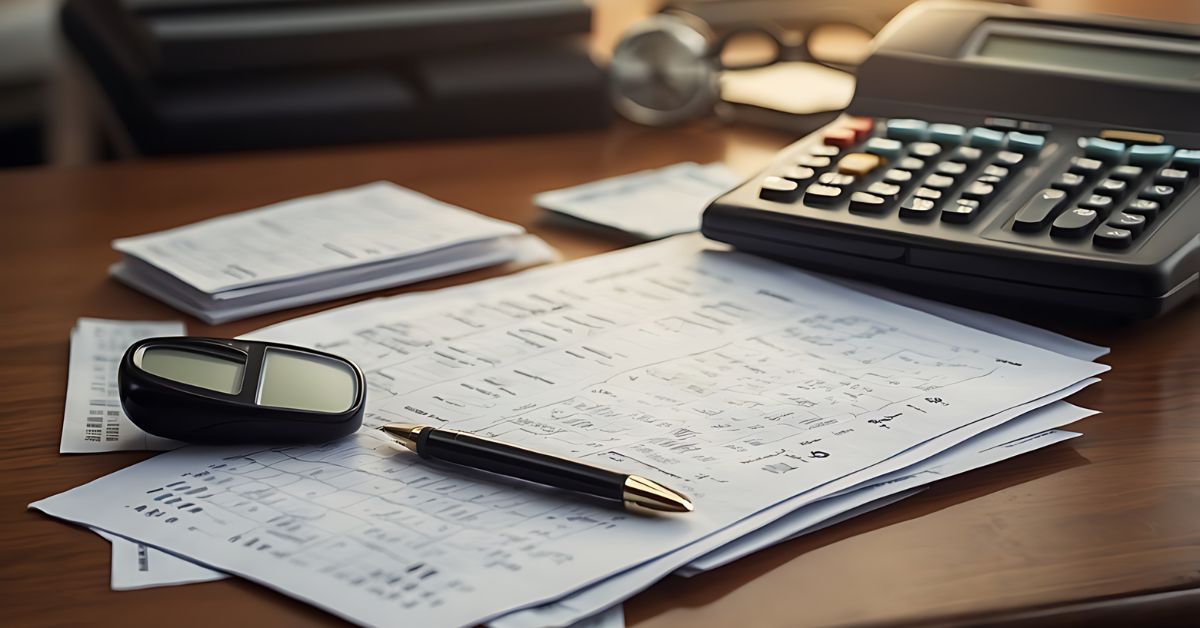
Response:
[379,423,425,453]
[623,475,693,514]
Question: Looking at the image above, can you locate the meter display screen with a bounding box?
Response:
[139,347,245,394]
[977,33,1200,83]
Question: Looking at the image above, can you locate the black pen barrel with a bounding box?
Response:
[417,428,625,501]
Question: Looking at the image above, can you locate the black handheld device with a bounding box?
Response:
[701,0,1200,319]
[118,337,366,444]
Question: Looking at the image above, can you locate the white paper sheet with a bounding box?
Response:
[33,237,1105,627]
[488,396,1093,628]
[95,530,226,590]
[60,318,187,453]
[113,181,524,294]
[536,163,741,239]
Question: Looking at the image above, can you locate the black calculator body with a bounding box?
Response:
[701,1,1200,319]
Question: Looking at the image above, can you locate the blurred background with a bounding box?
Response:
[0,0,1196,169]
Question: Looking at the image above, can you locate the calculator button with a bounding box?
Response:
[897,157,925,171]
[1005,132,1045,154]
[1128,144,1176,166]
[811,145,841,157]
[886,119,928,141]
[760,176,800,201]
[1156,168,1189,186]
[866,182,901,201]
[1107,212,1146,235]
[1051,207,1099,238]
[914,187,943,201]
[923,174,955,189]
[976,175,1003,185]
[797,155,832,169]
[864,138,904,160]
[1140,184,1175,204]
[1018,121,1053,134]
[1051,172,1085,192]
[1110,165,1143,181]
[818,172,855,187]
[1093,179,1127,197]
[849,192,888,213]
[1100,129,1163,144]
[1093,227,1133,249]
[1069,157,1104,176]
[984,117,1019,131]
[936,161,968,177]
[837,153,883,177]
[1081,137,1126,162]
[928,123,965,144]
[961,181,995,200]
[1172,149,1200,174]
[823,128,858,148]
[1079,194,1114,211]
[941,199,981,223]
[967,127,1005,148]
[993,151,1024,167]
[900,197,937,218]
[1011,189,1067,232]
[909,142,942,158]
[843,116,875,141]
[1124,199,1160,220]
[804,183,844,205]
[782,166,817,183]
[954,146,983,162]
[883,169,914,185]
[983,164,1009,178]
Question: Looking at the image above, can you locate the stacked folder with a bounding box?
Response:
[110,182,555,323]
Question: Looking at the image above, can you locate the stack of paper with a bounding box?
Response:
[111,181,557,323]
[35,236,1108,628]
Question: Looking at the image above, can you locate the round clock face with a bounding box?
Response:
[610,15,720,126]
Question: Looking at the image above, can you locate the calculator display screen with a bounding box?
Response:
[139,347,245,395]
[977,33,1200,83]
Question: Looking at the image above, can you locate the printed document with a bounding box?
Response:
[60,318,186,453]
[33,237,1105,627]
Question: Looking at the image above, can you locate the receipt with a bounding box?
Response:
[60,318,186,453]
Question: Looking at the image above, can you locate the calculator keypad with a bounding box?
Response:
[755,116,1197,254]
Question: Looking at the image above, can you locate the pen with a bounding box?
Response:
[379,423,693,514]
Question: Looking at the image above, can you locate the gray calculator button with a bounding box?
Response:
[914,187,942,200]
[909,142,942,158]
[1140,184,1175,203]
[1107,212,1145,235]
[961,181,995,200]
[849,192,888,213]
[1094,178,1127,196]
[1079,194,1114,211]
[797,155,832,169]
[976,175,1003,185]
[759,176,800,201]
[1050,207,1099,237]
[994,151,1024,166]
[866,182,901,200]
[1012,188,1067,232]
[810,145,840,157]
[1157,168,1189,185]
[900,197,937,218]
[1052,172,1085,192]
[897,157,925,171]
[936,161,968,176]
[983,164,1009,178]
[941,199,981,223]
[953,146,983,162]
[1125,198,1160,220]
[804,183,844,205]
[1093,227,1133,249]
[883,169,914,184]
[1069,157,1103,175]
[1110,165,1143,181]
[782,166,816,183]
[924,174,955,189]
[818,172,855,187]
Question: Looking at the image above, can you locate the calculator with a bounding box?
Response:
[701,1,1200,319]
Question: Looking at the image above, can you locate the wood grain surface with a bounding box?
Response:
[1,120,1198,627]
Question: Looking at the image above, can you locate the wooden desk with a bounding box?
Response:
[1,121,1198,627]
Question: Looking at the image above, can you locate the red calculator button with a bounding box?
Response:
[843,116,875,141]
[823,128,857,148]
